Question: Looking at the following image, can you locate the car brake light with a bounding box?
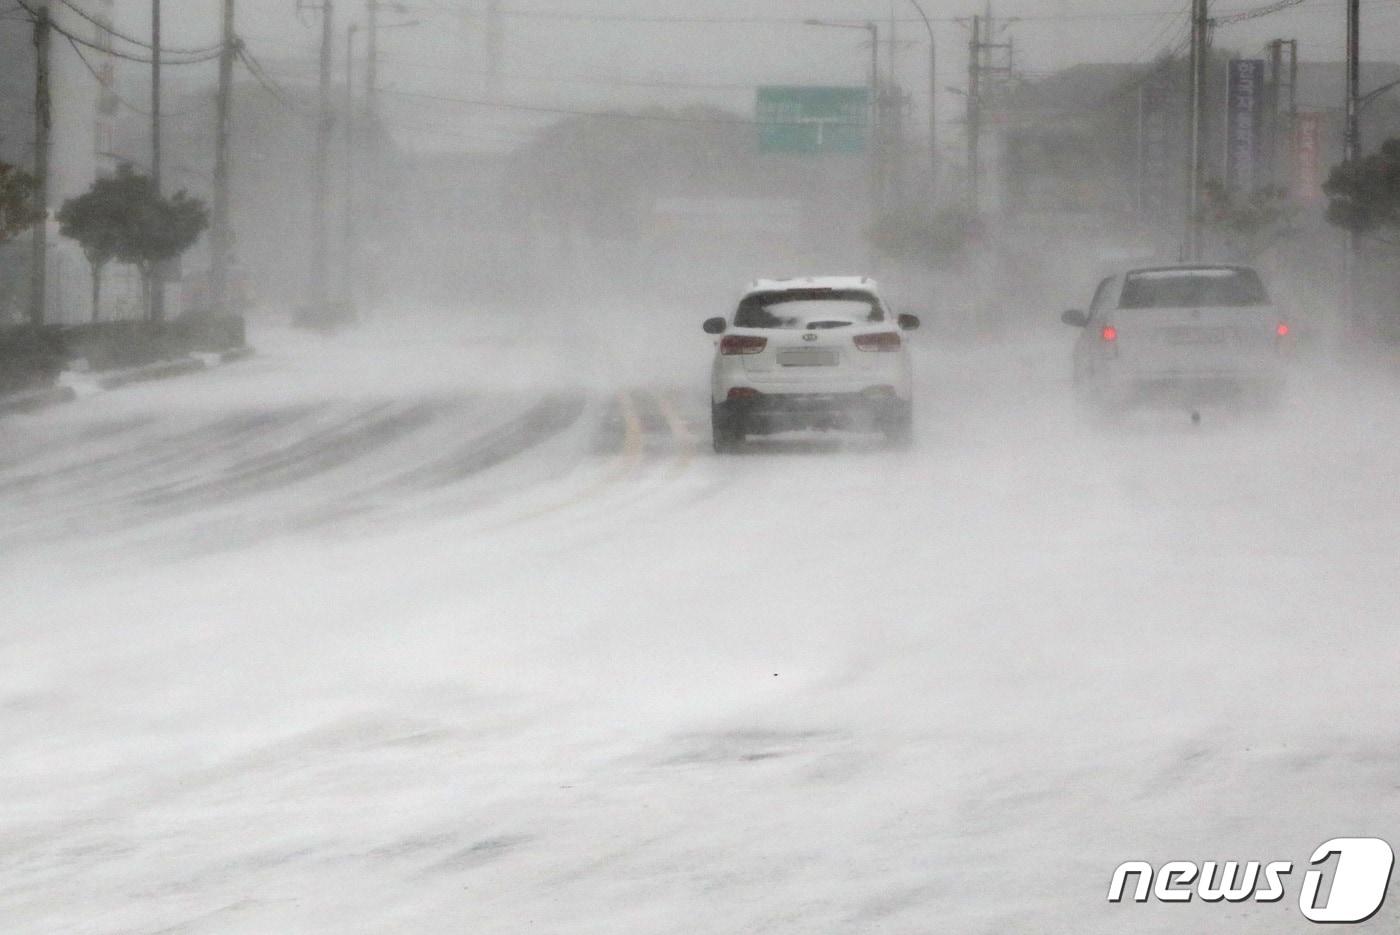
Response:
[854,331,902,352]
[720,334,767,355]
[727,387,760,400]
[1276,322,1290,337]
[1101,325,1118,342]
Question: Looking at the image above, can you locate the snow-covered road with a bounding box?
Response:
[2,309,1398,934]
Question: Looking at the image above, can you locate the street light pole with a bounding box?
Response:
[804,19,883,255]
[868,21,882,219]
[903,0,938,200]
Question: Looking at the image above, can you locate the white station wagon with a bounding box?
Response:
[703,277,920,452]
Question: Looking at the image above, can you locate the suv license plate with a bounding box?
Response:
[778,350,839,367]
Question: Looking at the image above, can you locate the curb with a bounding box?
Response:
[218,345,256,364]
[96,357,208,390]
[0,345,255,418]
[0,385,78,417]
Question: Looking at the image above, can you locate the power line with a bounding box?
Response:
[420,4,1185,27]
[54,0,221,56]
[11,0,223,65]
[63,33,207,118]
[256,46,979,93]
[235,41,310,115]
[382,87,861,127]
[1213,0,1309,27]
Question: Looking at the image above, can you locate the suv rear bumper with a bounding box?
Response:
[717,391,909,435]
[1095,369,1286,407]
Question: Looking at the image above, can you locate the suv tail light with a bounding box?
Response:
[1100,325,1118,342]
[1276,322,1290,337]
[720,334,767,355]
[853,331,902,352]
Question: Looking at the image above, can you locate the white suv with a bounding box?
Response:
[703,277,920,452]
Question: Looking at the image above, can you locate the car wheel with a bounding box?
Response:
[712,403,745,454]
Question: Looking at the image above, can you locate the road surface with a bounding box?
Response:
[2,308,1397,934]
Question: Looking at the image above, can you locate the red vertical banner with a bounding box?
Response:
[1292,112,1324,202]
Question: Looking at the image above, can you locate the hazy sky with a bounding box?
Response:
[106,0,1400,151]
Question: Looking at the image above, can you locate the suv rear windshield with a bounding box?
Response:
[734,289,885,329]
[1119,268,1269,309]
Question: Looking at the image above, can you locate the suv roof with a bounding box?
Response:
[1122,264,1257,277]
[744,276,880,296]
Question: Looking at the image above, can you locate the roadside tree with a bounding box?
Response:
[58,166,208,321]
[0,161,44,244]
[1324,138,1400,244]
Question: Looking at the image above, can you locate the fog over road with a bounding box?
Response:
[2,309,1398,933]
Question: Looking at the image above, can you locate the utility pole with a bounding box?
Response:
[310,0,334,318]
[1344,0,1360,319]
[1184,0,1210,261]
[344,21,358,308]
[1287,38,1298,140]
[1265,39,1298,189]
[363,0,384,315]
[1345,0,1361,164]
[1268,39,1284,185]
[211,0,236,316]
[29,0,51,327]
[150,0,164,321]
[967,14,981,214]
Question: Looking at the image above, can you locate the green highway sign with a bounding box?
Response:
[756,86,870,155]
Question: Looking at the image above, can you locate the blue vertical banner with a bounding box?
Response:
[1226,59,1266,192]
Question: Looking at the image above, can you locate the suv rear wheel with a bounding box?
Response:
[712,402,745,454]
[880,402,914,449]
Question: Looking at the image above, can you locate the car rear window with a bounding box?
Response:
[734,289,884,329]
[1119,268,1269,308]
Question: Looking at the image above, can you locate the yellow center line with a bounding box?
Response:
[652,390,697,478]
[481,390,644,532]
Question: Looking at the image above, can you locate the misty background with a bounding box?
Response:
[7,0,1400,325]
